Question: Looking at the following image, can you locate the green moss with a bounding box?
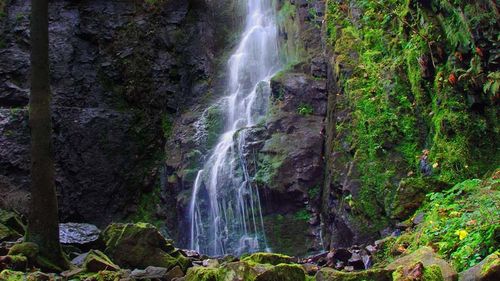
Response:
[297,103,313,116]
[204,105,225,148]
[242,253,294,266]
[0,270,26,281]
[255,264,305,281]
[423,265,445,281]
[316,267,393,281]
[263,214,310,257]
[8,242,39,260]
[185,267,225,281]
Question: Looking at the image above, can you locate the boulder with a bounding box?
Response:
[392,262,444,281]
[242,252,295,265]
[83,250,119,272]
[255,264,306,281]
[386,247,457,281]
[459,253,500,281]
[101,223,190,271]
[7,242,39,260]
[315,267,393,281]
[59,223,101,249]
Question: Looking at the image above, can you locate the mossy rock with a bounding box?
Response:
[315,267,393,281]
[83,250,119,272]
[387,177,448,220]
[0,223,20,242]
[8,242,39,260]
[255,264,305,281]
[1,255,28,271]
[0,210,25,234]
[0,270,26,281]
[459,253,500,281]
[101,223,190,271]
[386,247,457,281]
[392,262,444,281]
[242,252,295,265]
[185,266,223,281]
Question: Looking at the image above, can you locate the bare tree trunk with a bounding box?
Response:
[26,0,68,271]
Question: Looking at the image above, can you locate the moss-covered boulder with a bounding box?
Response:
[8,242,39,260]
[392,262,444,281]
[255,264,305,281]
[315,267,393,281]
[387,177,447,220]
[386,247,457,281]
[185,267,223,281]
[101,223,189,271]
[242,252,295,265]
[83,250,119,272]
[459,253,500,281]
[0,255,28,271]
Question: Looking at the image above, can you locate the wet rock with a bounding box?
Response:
[311,57,327,78]
[386,247,457,281]
[101,223,190,271]
[459,253,500,281]
[59,223,101,249]
[202,259,219,268]
[83,250,120,272]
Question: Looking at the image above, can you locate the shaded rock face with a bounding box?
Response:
[0,0,235,227]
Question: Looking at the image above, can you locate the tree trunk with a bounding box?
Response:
[26,0,68,271]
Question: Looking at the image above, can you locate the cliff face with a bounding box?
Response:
[0,0,238,227]
[321,0,499,248]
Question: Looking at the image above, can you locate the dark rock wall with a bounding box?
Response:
[0,0,238,228]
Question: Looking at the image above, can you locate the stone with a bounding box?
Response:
[302,263,319,275]
[0,255,28,271]
[255,264,306,281]
[332,248,352,263]
[131,266,169,279]
[0,210,25,235]
[101,223,190,271]
[166,266,185,280]
[392,263,444,281]
[59,223,101,247]
[71,252,89,267]
[202,259,220,268]
[459,253,500,281]
[386,247,457,281]
[61,268,85,279]
[242,252,295,265]
[347,253,365,270]
[412,212,425,225]
[8,242,39,260]
[83,250,120,272]
[315,267,393,281]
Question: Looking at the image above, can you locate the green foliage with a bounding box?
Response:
[388,174,500,272]
[254,154,284,187]
[294,209,310,221]
[297,103,313,116]
[325,0,499,229]
[162,114,173,139]
[204,105,225,148]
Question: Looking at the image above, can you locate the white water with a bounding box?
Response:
[188,0,280,256]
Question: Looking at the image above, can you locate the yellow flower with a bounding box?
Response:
[432,162,439,168]
[455,230,468,240]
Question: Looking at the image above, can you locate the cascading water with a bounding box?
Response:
[188,0,280,256]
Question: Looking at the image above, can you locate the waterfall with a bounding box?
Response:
[188,0,280,256]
